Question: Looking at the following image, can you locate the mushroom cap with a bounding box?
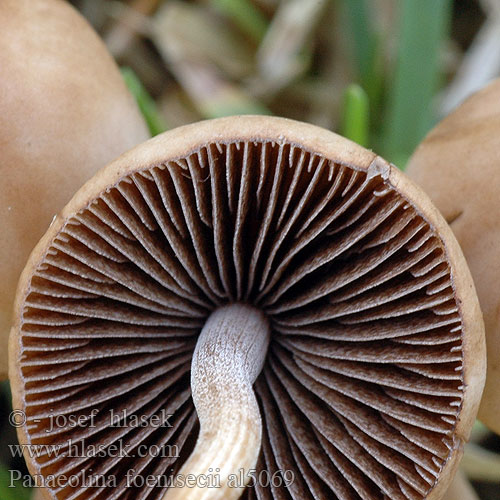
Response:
[10,116,485,499]
[406,78,500,436]
[0,0,150,379]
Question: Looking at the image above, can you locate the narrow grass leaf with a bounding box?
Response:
[121,67,168,136]
[341,84,370,147]
[382,0,452,167]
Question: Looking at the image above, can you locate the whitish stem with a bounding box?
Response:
[164,303,270,500]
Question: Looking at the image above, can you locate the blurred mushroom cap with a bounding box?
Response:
[406,78,500,435]
[0,0,149,378]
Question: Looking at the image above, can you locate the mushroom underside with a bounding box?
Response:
[16,138,467,500]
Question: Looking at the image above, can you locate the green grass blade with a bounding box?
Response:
[0,465,31,500]
[382,0,452,167]
[342,0,375,86]
[209,0,268,43]
[340,0,383,144]
[341,84,370,147]
[121,67,167,136]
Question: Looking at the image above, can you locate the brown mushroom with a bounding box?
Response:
[10,116,485,500]
[406,78,500,436]
[0,0,150,379]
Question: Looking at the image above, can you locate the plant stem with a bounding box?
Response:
[164,303,270,500]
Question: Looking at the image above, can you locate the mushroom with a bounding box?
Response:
[0,0,150,379]
[406,78,500,436]
[10,116,485,500]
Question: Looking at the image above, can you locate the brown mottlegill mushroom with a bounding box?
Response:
[0,0,149,379]
[10,116,485,500]
[406,78,500,437]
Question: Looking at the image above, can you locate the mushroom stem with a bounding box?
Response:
[164,303,270,500]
